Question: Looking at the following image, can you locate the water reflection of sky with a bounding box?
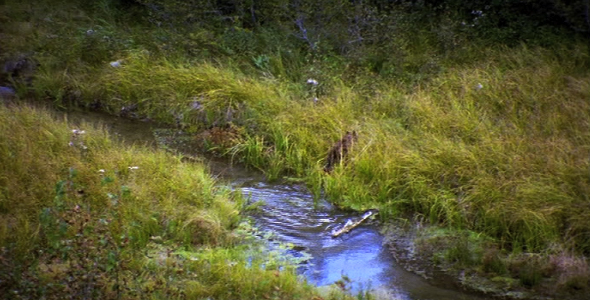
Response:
[305,227,396,290]
[240,183,492,300]
[60,110,491,300]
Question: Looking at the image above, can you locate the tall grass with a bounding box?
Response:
[0,104,365,299]
[31,28,590,256]
[2,0,590,289]
[221,44,590,256]
[0,104,241,250]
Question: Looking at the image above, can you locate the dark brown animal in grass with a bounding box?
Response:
[324,131,358,173]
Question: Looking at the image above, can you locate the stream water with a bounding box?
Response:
[64,110,493,300]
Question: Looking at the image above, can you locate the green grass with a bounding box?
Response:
[0,104,239,249]
[2,0,590,294]
[0,104,370,299]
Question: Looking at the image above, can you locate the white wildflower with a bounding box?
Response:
[98,169,105,174]
[86,29,95,36]
[190,100,202,110]
[110,60,122,68]
[471,10,484,17]
[128,166,139,170]
[307,78,318,86]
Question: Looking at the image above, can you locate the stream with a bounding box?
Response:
[64,109,493,300]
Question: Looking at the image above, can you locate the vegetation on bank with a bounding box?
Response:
[2,0,590,297]
[0,104,368,299]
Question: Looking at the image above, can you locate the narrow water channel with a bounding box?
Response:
[64,110,493,300]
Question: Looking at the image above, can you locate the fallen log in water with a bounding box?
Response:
[331,209,378,238]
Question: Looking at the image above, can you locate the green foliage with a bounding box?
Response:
[396,0,589,43]
[415,227,486,269]
[482,247,508,275]
[35,172,129,298]
[2,0,590,296]
[0,104,362,300]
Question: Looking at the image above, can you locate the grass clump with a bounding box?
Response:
[0,104,359,299]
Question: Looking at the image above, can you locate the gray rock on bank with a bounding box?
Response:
[0,86,16,100]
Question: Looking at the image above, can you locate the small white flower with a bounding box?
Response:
[98,169,105,174]
[306,78,318,86]
[128,166,139,170]
[72,129,86,135]
[110,60,122,68]
[475,83,483,90]
[86,29,95,36]
[190,100,202,110]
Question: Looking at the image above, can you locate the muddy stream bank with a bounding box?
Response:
[62,109,495,300]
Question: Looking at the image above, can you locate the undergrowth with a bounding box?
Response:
[0,104,367,299]
[2,0,590,295]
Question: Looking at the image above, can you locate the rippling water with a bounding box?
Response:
[218,171,492,300]
[65,110,493,300]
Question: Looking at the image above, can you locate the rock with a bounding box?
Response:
[0,86,16,101]
[1,54,37,86]
[120,103,138,118]
[3,55,34,77]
